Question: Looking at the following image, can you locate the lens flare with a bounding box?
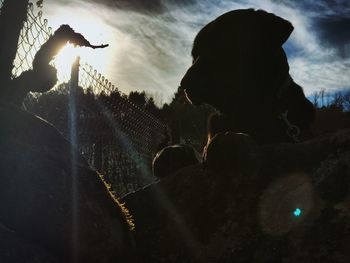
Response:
[293,208,302,217]
[53,43,81,82]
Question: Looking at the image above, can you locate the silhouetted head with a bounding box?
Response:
[181,9,315,143]
[152,144,199,178]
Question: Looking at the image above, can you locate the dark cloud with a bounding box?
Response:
[272,0,350,58]
[84,0,195,13]
[315,17,350,57]
[313,0,350,15]
[93,0,163,12]
[283,0,350,16]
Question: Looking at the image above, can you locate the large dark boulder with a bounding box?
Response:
[123,129,350,262]
[0,103,135,262]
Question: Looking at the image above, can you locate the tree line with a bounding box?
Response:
[24,85,350,150]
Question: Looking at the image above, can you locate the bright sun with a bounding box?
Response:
[46,3,115,84]
[53,43,81,82]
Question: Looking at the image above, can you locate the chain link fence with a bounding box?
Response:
[77,63,167,195]
[8,1,168,196]
[11,3,52,78]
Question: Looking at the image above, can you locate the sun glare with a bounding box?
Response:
[45,3,115,84]
[53,43,81,82]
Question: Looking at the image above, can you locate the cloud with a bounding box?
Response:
[45,0,350,105]
[314,17,350,57]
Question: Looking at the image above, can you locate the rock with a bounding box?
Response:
[152,144,199,178]
[123,129,350,262]
[0,103,135,262]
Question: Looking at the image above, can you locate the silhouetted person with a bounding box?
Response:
[1,25,108,105]
[180,9,315,144]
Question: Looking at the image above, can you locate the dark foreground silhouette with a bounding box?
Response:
[152,144,199,178]
[2,24,108,105]
[1,6,350,263]
[125,129,350,262]
[0,104,136,263]
[125,9,350,263]
[155,9,317,178]
[180,9,315,144]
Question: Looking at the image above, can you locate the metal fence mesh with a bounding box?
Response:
[9,1,167,196]
[12,3,52,78]
[78,64,167,195]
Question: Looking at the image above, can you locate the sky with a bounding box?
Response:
[43,0,350,106]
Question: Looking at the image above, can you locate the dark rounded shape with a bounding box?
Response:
[205,132,258,174]
[180,8,315,144]
[152,144,199,178]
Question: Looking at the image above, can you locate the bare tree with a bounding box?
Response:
[311,91,320,108]
[320,89,325,108]
[331,91,344,110]
[343,90,350,111]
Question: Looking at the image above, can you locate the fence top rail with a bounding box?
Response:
[79,63,167,130]
[11,2,52,77]
[26,3,52,38]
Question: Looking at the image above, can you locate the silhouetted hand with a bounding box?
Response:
[54,24,109,49]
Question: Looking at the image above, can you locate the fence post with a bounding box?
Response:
[70,56,80,99]
[69,56,80,261]
[69,56,80,144]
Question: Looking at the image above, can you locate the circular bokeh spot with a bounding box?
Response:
[259,173,313,236]
[293,208,302,217]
